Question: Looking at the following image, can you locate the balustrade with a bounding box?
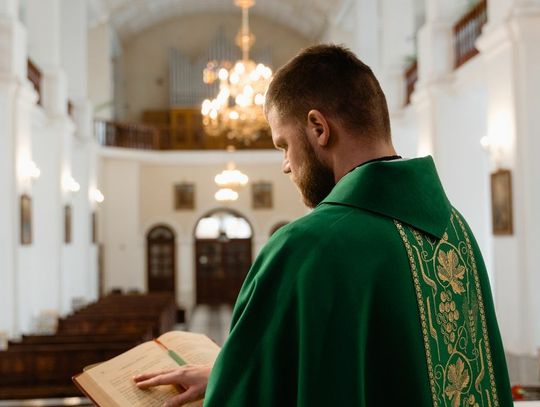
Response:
[454,0,488,68]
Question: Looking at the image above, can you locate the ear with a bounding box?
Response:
[306,109,330,147]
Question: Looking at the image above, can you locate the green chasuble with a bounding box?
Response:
[204,156,513,407]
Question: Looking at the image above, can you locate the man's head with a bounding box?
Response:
[265,44,394,208]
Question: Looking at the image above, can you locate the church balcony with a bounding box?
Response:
[453,0,488,69]
[95,108,275,150]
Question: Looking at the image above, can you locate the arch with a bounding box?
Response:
[146,224,176,296]
[193,208,253,305]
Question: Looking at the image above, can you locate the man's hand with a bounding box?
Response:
[133,364,212,407]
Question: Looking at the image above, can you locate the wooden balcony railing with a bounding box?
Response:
[27,59,42,106]
[404,59,418,106]
[454,0,488,68]
[95,121,160,150]
[96,108,275,151]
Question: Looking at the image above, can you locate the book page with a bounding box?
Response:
[83,341,181,407]
[159,331,221,365]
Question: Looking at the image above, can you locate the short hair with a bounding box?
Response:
[265,44,391,142]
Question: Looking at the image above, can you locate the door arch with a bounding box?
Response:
[194,209,253,305]
[146,224,176,295]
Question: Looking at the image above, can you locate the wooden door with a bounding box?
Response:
[147,225,176,294]
[195,238,251,305]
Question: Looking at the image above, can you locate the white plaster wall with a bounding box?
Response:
[99,149,307,309]
[433,61,492,282]
[0,80,17,337]
[101,159,145,292]
[88,23,114,119]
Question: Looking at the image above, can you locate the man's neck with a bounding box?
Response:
[332,143,398,183]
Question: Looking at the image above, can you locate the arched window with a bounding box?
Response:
[146,225,176,294]
[194,209,252,305]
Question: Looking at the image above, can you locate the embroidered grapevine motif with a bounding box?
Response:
[395,210,498,407]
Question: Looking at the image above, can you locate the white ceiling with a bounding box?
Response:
[87,0,349,41]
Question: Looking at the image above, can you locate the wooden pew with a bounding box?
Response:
[0,293,177,400]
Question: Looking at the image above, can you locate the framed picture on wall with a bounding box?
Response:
[491,169,513,235]
[92,212,97,244]
[252,182,273,209]
[64,205,72,244]
[20,194,32,245]
[174,183,195,210]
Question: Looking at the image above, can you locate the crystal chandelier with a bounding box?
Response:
[201,0,272,143]
[214,147,249,202]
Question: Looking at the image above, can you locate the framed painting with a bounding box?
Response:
[92,212,97,244]
[252,182,273,209]
[491,169,513,235]
[64,205,72,244]
[174,183,195,210]
[20,194,32,245]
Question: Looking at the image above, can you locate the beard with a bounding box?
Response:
[294,134,336,209]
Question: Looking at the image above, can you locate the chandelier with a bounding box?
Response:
[201,0,272,143]
[214,147,249,202]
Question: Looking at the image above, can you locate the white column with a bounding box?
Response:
[25,0,71,318]
[414,0,467,157]
[477,1,540,357]
[379,0,416,111]
[0,0,25,338]
[60,0,98,309]
[354,0,381,75]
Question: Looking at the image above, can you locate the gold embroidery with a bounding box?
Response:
[453,209,499,406]
[444,358,470,407]
[395,212,499,407]
[395,221,439,407]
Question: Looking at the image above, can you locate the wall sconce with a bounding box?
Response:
[90,188,105,203]
[21,160,41,184]
[64,176,80,193]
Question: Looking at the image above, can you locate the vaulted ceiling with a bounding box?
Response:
[87,0,350,41]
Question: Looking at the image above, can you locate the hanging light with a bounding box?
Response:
[202,0,272,143]
[214,162,249,190]
[215,188,239,202]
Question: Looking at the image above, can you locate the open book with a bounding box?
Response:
[73,331,221,407]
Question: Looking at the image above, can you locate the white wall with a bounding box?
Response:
[88,22,114,119]
[99,149,307,309]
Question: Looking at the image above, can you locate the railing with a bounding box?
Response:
[404,59,418,106]
[95,121,161,150]
[27,59,42,106]
[454,0,488,68]
[96,108,275,151]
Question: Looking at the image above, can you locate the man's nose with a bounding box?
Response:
[282,159,291,174]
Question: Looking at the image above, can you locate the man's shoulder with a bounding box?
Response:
[269,203,400,252]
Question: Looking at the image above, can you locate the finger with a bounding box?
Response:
[164,387,203,407]
[136,371,181,389]
[133,369,176,382]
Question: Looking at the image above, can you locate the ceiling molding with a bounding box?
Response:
[87,0,340,41]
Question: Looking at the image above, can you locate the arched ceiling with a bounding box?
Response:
[88,0,348,41]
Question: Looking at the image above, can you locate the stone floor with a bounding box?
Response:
[183,304,232,347]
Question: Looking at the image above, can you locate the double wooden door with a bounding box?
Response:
[195,238,252,305]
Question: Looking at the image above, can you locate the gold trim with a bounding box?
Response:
[453,209,499,406]
[395,220,439,407]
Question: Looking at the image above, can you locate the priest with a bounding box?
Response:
[134,44,513,407]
